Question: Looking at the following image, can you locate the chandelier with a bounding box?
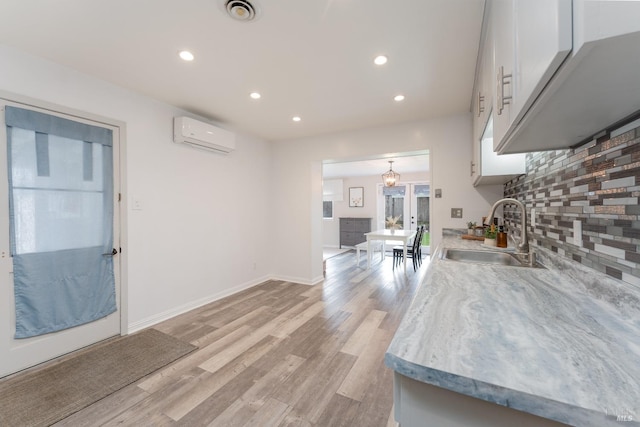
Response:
[382,160,400,187]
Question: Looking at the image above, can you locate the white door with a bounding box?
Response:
[0,100,121,378]
[409,184,430,254]
[379,182,430,252]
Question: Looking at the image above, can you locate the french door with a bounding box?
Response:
[0,99,121,378]
[378,182,430,252]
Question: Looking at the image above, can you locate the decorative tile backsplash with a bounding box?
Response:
[503,122,640,288]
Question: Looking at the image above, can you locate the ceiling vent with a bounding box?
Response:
[225,0,258,22]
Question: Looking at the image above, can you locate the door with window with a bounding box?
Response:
[0,101,121,378]
[378,182,430,252]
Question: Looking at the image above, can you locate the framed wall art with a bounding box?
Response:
[349,187,364,207]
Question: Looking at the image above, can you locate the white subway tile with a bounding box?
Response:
[601,176,635,190]
[622,273,640,287]
[570,184,589,194]
[603,197,638,206]
[594,243,626,259]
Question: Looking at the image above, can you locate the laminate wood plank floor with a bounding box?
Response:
[52,250,428,426]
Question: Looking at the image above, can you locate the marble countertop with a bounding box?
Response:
[385,230,640,426]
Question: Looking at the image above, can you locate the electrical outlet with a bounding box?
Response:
[451,208,463,218]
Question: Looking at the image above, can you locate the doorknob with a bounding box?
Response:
[103,248,118,257]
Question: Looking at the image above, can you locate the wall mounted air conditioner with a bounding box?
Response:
[173,116,236,154]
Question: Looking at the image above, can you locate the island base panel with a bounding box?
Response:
[393,373,568,427]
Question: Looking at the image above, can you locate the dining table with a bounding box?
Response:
[364,229,417,274]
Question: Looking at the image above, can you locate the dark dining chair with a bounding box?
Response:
[393,225,424,271]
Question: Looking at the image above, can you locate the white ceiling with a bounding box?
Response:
[323,154,429,179]
[0,0,484,142]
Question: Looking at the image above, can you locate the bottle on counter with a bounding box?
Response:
[497,226,507,248]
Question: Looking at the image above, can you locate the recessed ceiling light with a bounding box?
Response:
[394,94,405,102]
[250,92,261,99]
[292,116,301,122]
[374,55,388,65]
[179,50,194,61]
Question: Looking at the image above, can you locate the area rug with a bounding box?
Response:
[0,328,197,427]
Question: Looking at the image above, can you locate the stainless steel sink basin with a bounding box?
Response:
[441,248,543,268]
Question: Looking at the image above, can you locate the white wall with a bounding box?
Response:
[272,115,503,283]
[0,45,505,329]
[322,172,429,248]
[0,46,273,331]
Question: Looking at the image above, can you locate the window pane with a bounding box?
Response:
[323,201,333,218]
[385,195,404,229]
[9,127,106,254]
[417,196,430,230]
[13,189,103,253]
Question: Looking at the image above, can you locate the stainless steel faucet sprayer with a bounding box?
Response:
[485,198,535,266]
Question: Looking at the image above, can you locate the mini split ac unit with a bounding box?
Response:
[173,116,236,154]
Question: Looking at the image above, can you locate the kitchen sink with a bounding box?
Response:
[441,248,543,268]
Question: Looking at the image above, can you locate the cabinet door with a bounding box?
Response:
[492,0,514,150]
[513,0,572,121]
[471,85,482,182]
[471,124,481,182]
[472,3,494,183]
[480,7,494,123]
[354,219,370,233]
[493,0,572,152]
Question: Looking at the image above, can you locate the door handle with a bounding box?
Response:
[103,248,118,257]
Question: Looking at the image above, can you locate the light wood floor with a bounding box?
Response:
[55,251,428,426]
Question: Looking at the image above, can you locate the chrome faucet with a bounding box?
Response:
[485,198,535,266]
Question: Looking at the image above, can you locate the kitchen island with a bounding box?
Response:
[385,230,640,426]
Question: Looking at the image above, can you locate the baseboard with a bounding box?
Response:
[268,274,323,286]
[127,274,272,334]
[310,274,325,285]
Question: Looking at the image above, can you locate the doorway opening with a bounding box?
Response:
[321,151,430,258]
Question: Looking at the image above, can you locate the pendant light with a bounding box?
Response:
[382,160,400,187]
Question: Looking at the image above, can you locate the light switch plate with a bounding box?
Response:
[132,196,142,211]
[451,208,463,218]
[530,208,535,228]
[573,220,582,247]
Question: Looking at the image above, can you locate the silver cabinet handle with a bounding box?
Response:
[497,65,512,115]
[470,161,476,177]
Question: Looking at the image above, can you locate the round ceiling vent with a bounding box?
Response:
[225,0,257,22]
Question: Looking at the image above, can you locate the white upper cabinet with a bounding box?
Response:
[493,0,572,152]
[512,1,572,119]
[492,0,515,150]
[494,1,640,154]
[474,117,526,186]
[471,1,525,186]
[471,4,494,183]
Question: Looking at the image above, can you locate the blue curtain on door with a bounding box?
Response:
[5,106,116,338]
[383,185,406,197]
[414,184,430,197]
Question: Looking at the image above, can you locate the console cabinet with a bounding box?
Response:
[339,218,372,248]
